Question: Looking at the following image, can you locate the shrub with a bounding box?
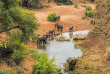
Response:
[91,0,95,2]
[0,32,26,65]
[47,13,57,22]
[11,50,25,65]
[22,0,42,8]
[74,4,78,8]
[85,6,94,18]
[55,0,73,5]
[0,68,22,74]
[85,6,92,11]
[31,50,57,74]
[85,10,94,18]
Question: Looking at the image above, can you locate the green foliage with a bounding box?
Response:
[0,0,39,43]
[85,10,94,18]
[0,32,26,64]
[30,50,57,74]
[0,68,22,74]
[91,0,95,2]
[85,6,94,18]
[55,0,73,5]
[85,6,92,11]
[1,0,21,9]
[31,34,37,43]
[74,4,78,8]
[22,0,42,8]
[47,13,57,22]
[11,50,25,65]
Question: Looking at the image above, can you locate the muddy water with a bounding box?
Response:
[37,30,90,73]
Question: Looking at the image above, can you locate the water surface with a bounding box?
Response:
[37,30,90,73]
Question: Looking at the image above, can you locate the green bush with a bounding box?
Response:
[22,0,42,8]
[85,10,94,18]
[0,68,22,74]
[11,50,25,65]
[85,6,92,11]
[85,6,94,18]
[91,0,95,2]
[31,50,57,74]
[55,0,73,5]
[74,4,78,8]
[0,32,26,65]
[47,13,57,22]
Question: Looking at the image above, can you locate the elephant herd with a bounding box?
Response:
[37,16,74,45]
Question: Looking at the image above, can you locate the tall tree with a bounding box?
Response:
[0,0,39,43]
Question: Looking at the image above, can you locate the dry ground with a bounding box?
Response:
[33,3,96,36]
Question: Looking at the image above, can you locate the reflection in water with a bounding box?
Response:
[37,44,46,50]
[37,30,90,73]
[69,32,73,39]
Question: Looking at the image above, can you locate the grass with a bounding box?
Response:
[73,40,110,74]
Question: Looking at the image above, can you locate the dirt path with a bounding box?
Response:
[33,3,96,36]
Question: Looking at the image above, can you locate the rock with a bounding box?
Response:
[64,38,70,41]
[56,35,70,41]
[73,33,87,40]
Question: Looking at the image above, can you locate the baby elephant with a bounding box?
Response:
[67,58,77,71]
[69,26,73,31]
[55,16,60,21]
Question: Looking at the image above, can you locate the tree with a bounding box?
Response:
[0,0,39,43]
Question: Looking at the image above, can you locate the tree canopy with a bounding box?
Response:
[0,0,39,43]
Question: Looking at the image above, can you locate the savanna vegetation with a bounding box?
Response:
[0,0,60,73]
[22,0,43,8]
[0,0,110,74]
[55,0,73,5]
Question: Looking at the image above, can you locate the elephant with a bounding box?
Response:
[55,23,63,32]
[67,58,77,71]
[49,30,55,35]
[54,16,60,21]
[69,26,73,31]
[57,24,63,32]
[37,36,47,45]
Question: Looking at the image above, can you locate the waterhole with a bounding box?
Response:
[37,30,90,73]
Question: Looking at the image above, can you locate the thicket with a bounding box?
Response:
[0,32,27,65]
[30,50,59,74]
[0,0,38,65]
[22,0,43,8]
[55,0,73,5]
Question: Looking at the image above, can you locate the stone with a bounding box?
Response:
[73,33,87,40]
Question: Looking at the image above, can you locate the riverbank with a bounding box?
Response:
[73,40,110,73]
